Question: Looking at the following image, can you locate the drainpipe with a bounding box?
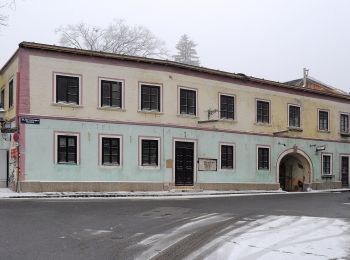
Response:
[303,68,309,88]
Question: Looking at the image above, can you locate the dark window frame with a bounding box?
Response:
[179,88,197,116]
[0,88,4,108]
[340,113,349,133]
[8,79,13,108]
[220,94,235,120]
[140,139,159,167]
[322,154,332,175]
[257,146,270,170]
[220,144,234,169]
[288,105,301,128]
[140,84,161,112]
[256,100,270,124]
[101,137,121,166]
[57,134,78,164]
[318,110,329,131]
[55,74,80,105]
[100,79,123,108]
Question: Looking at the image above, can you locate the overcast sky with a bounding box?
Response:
[1,0,350,92]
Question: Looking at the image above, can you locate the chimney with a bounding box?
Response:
[303,68,309,88]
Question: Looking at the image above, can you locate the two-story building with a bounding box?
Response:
[0,42,349,192]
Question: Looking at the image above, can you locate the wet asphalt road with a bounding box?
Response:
[0,192,349,260]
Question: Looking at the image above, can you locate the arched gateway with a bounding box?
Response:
[276,148,313,192]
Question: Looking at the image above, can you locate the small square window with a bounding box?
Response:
[220,95,235,120]
[56,75,80,104]
[256,100,270,124]
[257,146,270,170]
[180,88,197,116]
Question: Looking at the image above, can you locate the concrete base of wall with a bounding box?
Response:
[198,183,280,191]
[0,181,7,188]
[310,181,342,190]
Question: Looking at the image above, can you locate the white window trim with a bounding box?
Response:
[317,109,330,132]
[321,153,333,176]
[98,78,124,109]
[256,145,271,171]
[177,86,198,117]
[99,134,123,168]
[218,93,236,121]
[139,137,161,169]
[219,143,235,170]
[287,104,302,128]
[339,112,350,133]
[255,99,271,125]
[54,132,80,165]
[138,82,163,113]
[53,72,82,105]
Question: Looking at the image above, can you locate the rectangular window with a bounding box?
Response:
[220,144,234,169]
[180,88,196,115]
[258,147,270,170]
[256,100,270,124]
[101,137,120,166]
[56,75,80,104]
[288,105,301,128]
[319,110,329,131]
[57,135,78,164]
[141,84,160,111]
[220,95,235,120]
[340,114,349,133]
[9,79,13,108]
[0,88,4,108]
[141,139,159,166]
[322,154,332,175]
[101,80,122,108]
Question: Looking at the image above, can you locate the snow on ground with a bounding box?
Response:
[189,215,350,260]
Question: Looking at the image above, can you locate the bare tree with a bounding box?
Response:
[0,0,15,27]
[173,34,200,66]
[56,20,168,58]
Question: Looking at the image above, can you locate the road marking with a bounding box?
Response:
[344,203,350,205]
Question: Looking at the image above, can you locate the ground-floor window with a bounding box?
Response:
[220,144,235,169]
[257,146,270,170]
[56,133,79,164]
[101,136,121,166]
[321,153,333,176]
[140,137,160,168]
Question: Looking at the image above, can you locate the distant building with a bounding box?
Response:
[0,42,349,192]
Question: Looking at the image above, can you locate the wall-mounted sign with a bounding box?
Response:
[198,158,217,171]
[21,118,40,124]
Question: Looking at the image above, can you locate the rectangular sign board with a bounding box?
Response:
[21,118,40,124]
[198,158,217,171]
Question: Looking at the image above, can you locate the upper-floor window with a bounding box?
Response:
[8,79,13,108]
[220,144,235,169]
[100,79,123,108]
[56,74,80,105]
[257,146,270,170]
[180,88,197,115]
[140,84,161,112]
[140,138,160,167]
[321,153,332,176]
[340,113,349,133]
[318,110,329,131]
[101,137,120,166]
[56,134,79,164]
[220,94,235,120]
[256,100,270,124]
[0,88,4,108]
[288,105,301,128]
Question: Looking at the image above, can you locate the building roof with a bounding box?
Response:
[2,41,350,101]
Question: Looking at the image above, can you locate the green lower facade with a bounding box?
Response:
[17,118,350,192]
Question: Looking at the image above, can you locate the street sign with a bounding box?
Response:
[21,117,40,124]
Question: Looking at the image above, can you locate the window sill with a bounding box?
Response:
[218,118,236,123]
[100,164,121,169]
[288,127,303,132]
[317,130,331,133]
[321,174,334,178]
[340,132,350,137]
[254,122,271,127]
[139,165,160,170]
[52,102,83,108]
[177,114,199,119]
[220,168,235,171]
[56,162,79,166]
[138,110,163,115]
[98,106,125,112]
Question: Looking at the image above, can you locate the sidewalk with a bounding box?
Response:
[0,188,349,199]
